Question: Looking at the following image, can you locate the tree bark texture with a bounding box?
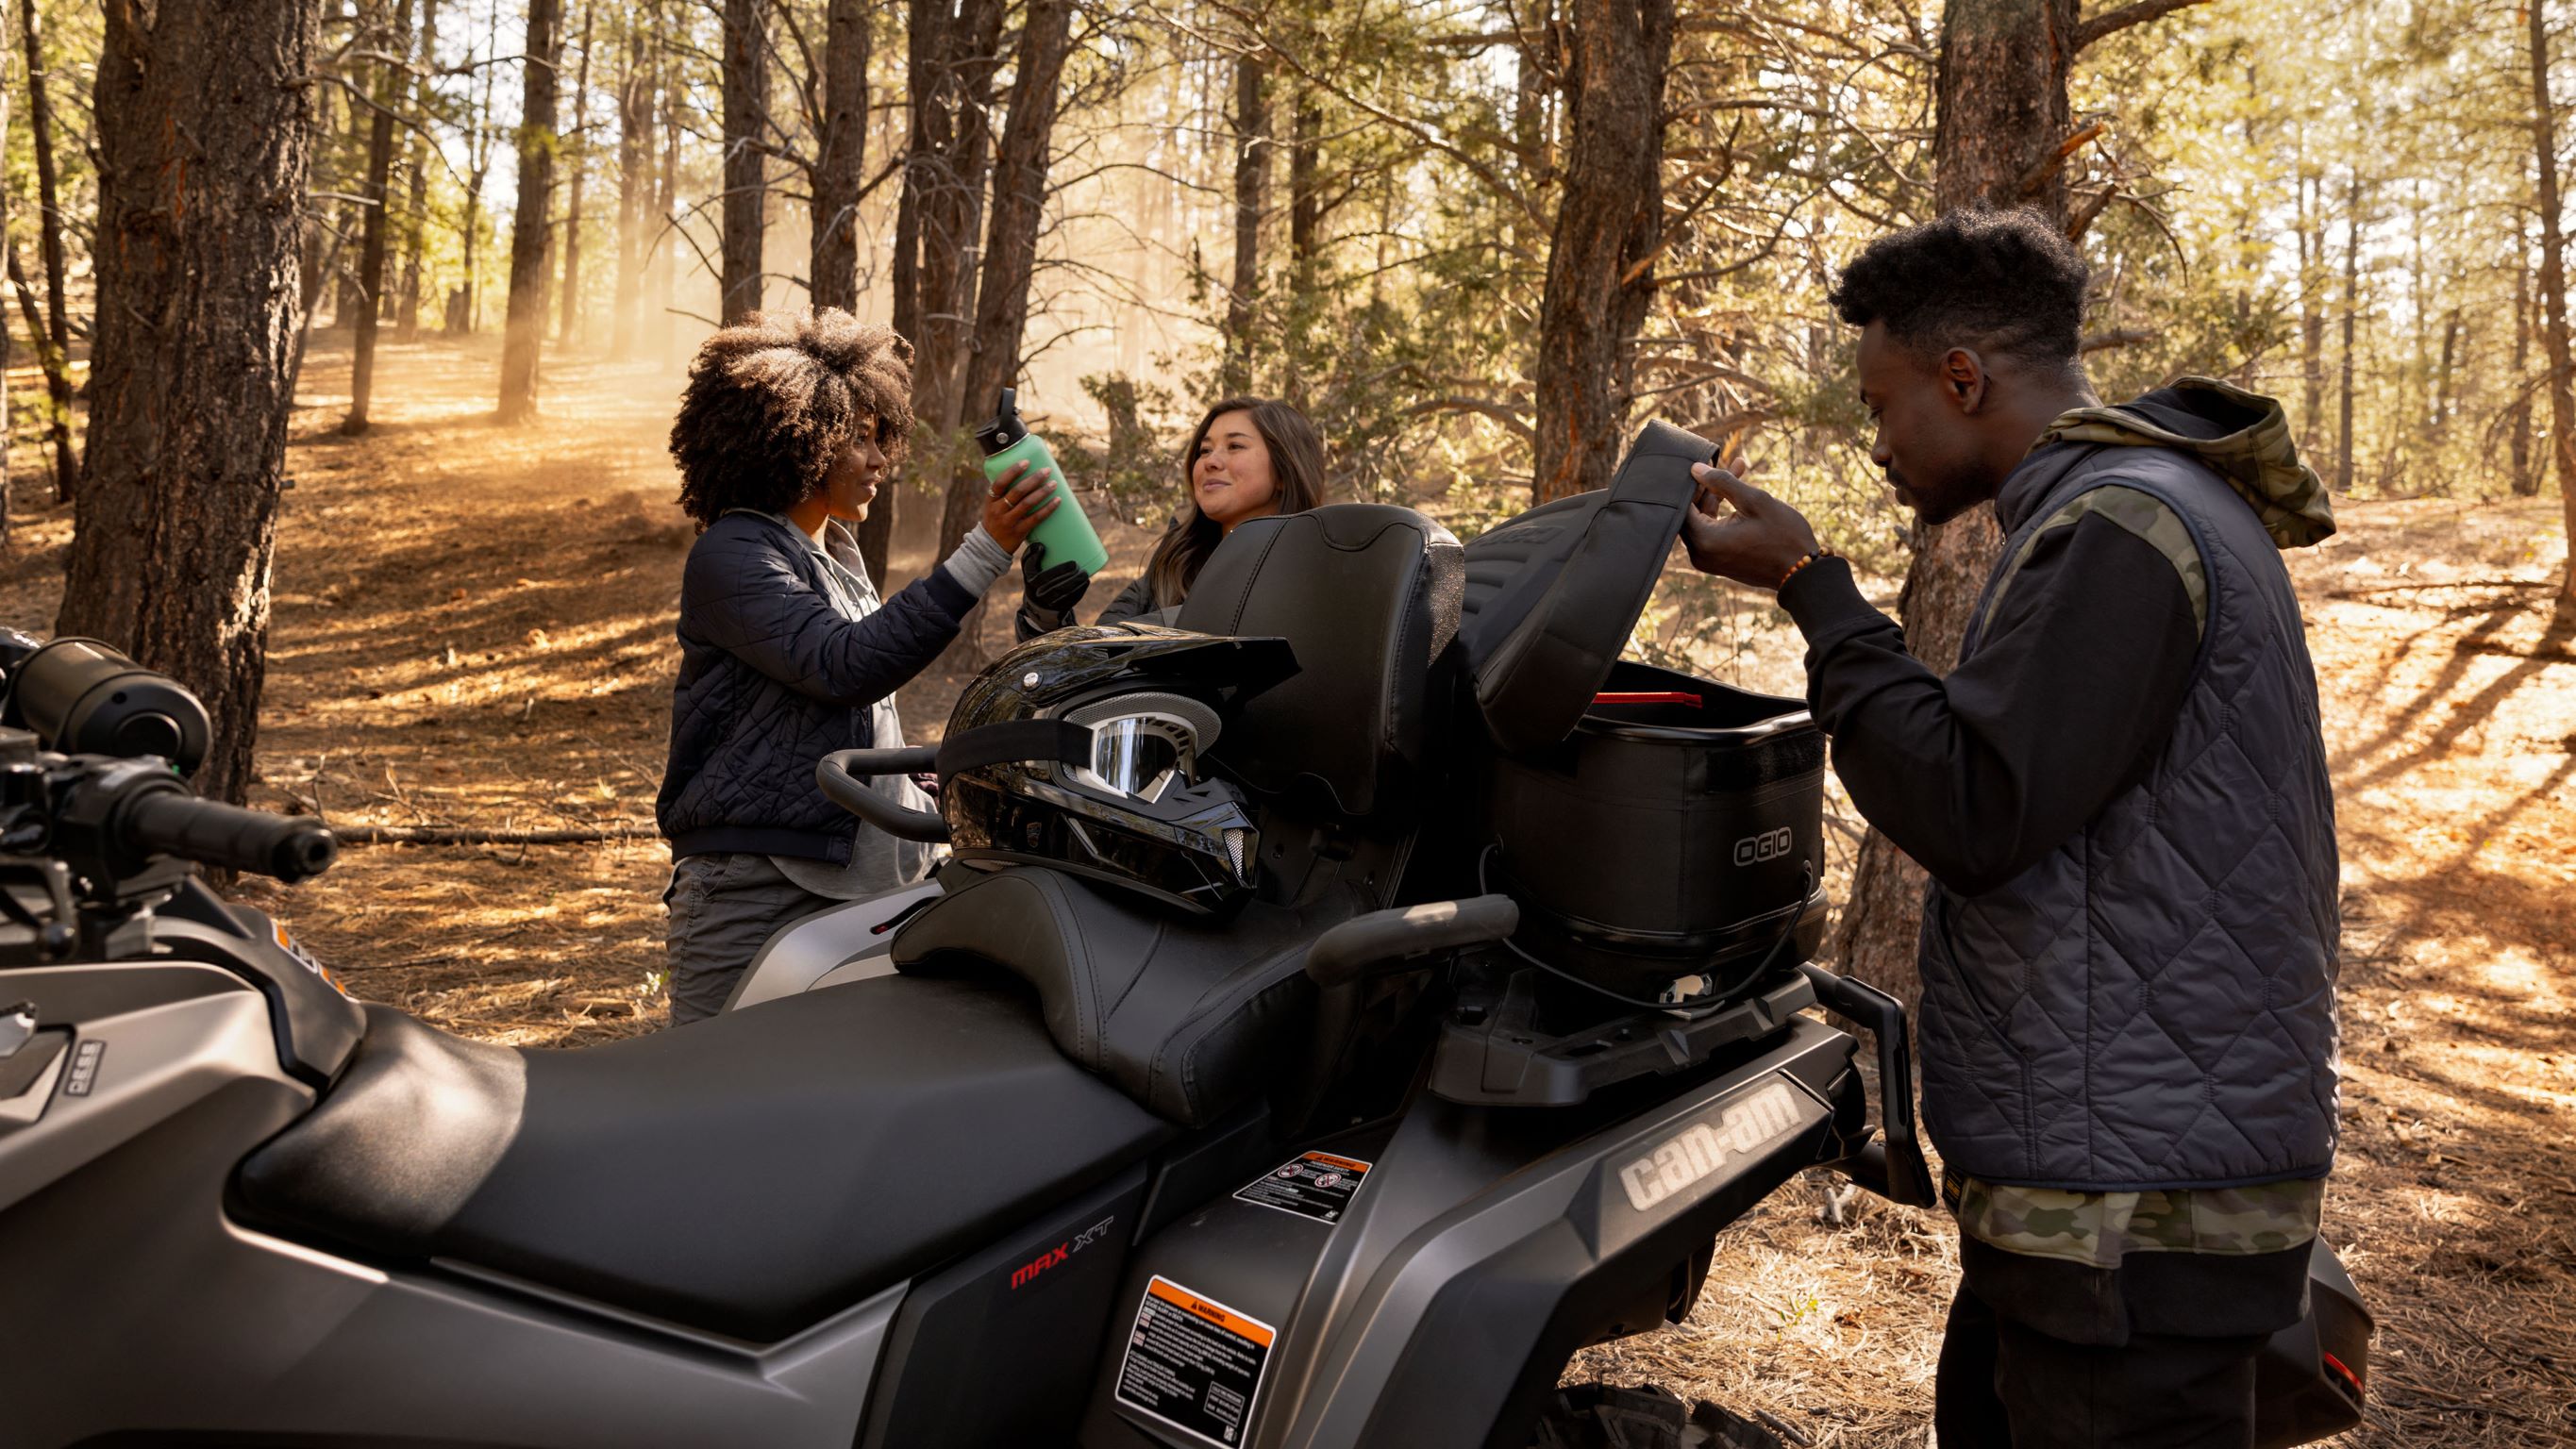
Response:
[808,0,871,315]
[1222,53,1266,394]
[496,0,563,422]
[458,12,497,334]
[655,0,680,347]
[909,0,1008,442]
[1530,0,1676,505]
[938,0,1075,565]
[17,0,78,497]
[343,0,414,435]
[66,0,320,806]
[2337,176,2361,493]
[719,0,768,320]
[396,0,441,339]
[611,24,649,353]
[1831,0,2079,1015]
[557,0,594,343]
[2514,213,2537,497]
[2529,0,2576,598]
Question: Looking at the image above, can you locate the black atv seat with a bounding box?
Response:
[235,974,1172,1342]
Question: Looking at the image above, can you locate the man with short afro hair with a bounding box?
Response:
[1683,207,2344,1446]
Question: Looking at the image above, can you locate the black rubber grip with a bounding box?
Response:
[816,750,949,843]
[1305,895,1520,989]
[124,791,339,883]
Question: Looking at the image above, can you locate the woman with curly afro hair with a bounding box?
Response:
[656,308,1060,1024]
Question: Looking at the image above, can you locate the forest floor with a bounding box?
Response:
[4,337,2570,1446]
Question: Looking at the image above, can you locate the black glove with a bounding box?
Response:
[1014,542,1094,641]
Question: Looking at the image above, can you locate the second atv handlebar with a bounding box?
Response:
[818,748,949,843]
[124,790,338,883]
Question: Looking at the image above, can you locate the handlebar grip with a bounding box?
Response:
[123,791,339,883]
[816,749,949,844]
[1305,895,1519,990]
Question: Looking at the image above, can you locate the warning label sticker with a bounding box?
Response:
[1233,1150,1373,1224]
[1113,1275,1275,1447]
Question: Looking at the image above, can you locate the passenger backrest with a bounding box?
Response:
[1177,504,1464,821]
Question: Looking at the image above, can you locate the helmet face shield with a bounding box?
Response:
[1073,712,1196,804]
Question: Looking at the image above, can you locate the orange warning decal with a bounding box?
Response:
[1146,1276,1277,1348]
[1305,1152,1370,1173]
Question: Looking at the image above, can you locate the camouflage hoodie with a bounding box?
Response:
[2038,375,2336,550]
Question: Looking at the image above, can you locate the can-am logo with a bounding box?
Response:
[1733,828,1792,866]
[1617,1082,1804,1213]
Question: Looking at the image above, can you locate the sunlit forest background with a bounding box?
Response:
[3,0,2572,1443]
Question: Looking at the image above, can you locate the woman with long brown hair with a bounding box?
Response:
[1016,396,1327,637]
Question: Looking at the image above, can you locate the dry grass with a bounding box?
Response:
[2,339,2568,1444]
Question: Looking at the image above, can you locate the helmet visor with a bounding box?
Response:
[1076,713,1196,802]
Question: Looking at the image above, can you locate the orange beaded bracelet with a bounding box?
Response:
[1777,548,1834,591]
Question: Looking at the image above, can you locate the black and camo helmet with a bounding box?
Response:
[937,624,1296,914]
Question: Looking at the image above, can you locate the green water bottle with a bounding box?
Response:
[977,388,1108,575]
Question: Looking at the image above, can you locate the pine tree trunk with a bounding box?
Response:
[938,0,1074,574]
[912,0,1007,444]
[17,0,78,498]
[2534,0,2576,598]
[344,0,414,436]
[557,0,594,344]
[611,24,649,354]
[2515,212,2537,497]
[809,0,870,315]
[2337,176,2361,493]
[719,0,768,320]
[1222,52,1266,394]
[1,20,11,545]
[396,0,441,339]
[496,0,564,422]
[2299,171,2325,452]
[67,0,321,806]
[1829,0,2079,1015]
[1531,0,1677,505]
[459,5,500,334]
[655,0,680,351]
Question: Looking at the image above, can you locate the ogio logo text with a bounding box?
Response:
[1618,1082,1803,1213]
[1733,828,1792,866]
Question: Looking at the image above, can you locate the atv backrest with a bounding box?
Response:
[1177,504,1463,823]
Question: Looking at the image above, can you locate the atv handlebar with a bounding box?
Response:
[1798,962,1937,1208]
[816,749,950,843]
[1305,895,1520,989]
[123,790,339,884]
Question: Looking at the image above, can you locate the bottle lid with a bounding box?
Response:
[975,388,1023,455]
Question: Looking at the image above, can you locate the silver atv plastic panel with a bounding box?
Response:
[1081,1015,1857,1449]
[725,879,941,1011]
[0,959,908,1449]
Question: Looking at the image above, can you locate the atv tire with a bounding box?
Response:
[1535,1383,1788,1449]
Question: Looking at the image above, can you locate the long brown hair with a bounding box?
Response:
[1145,397,1328,607]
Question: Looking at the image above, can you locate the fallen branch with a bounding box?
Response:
[333,824,660,846]
[2323,578,2553,598]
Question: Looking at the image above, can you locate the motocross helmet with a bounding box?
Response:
[936,624,1296,914]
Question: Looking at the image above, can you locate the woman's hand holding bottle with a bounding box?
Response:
[983,460,1064,553]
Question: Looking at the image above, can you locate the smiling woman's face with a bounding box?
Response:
[1191,410,1279,530]
[820,415,889,522]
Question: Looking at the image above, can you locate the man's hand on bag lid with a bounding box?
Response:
[1682,461,1822,591]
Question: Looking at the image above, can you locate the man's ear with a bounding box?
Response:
[1940,347,1989,414]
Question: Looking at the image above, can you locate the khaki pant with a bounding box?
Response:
[662,853,837,1024]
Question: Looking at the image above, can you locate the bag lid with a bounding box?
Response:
[1458,421,1713,756]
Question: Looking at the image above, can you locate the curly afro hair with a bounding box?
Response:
[670,308,915,527]
[1828,207,2089,369]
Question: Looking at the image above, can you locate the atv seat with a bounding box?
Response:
[235,974,1172,1341]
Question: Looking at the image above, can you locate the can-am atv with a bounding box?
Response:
[0,424,2366,1449]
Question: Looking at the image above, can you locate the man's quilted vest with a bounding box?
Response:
[1915,443,2340,1191]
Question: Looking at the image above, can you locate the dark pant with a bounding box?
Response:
[1934,1282,2266,1449]
[662,853,836,1024]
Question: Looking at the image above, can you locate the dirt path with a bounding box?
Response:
[4,339,2569,1443]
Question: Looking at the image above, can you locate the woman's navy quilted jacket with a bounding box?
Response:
[656,511,974,864]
